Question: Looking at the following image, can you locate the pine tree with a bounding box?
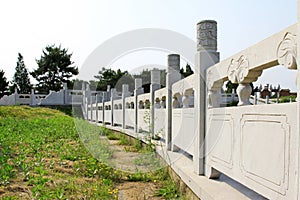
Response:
[185,63,194,77]
[180,63,194,78]
[12,53,31,94]
[31,45,78,93]
[0,70,9,98]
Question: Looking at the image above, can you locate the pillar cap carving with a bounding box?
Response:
[168,54,180,71]
[197,20,217,52]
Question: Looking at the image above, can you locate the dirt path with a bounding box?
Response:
[118,182,164,200]
[106,140,166,200]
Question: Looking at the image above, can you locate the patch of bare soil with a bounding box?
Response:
[108,139,160,173]
[117,182,164,200]
[1,184,32,199]
[107,139,167,199]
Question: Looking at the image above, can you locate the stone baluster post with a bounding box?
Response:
[81,82,86,118]
[150,70,161,138]
[14,88,18,105]
[266,95,270,104]
[122,84,130,129]
[110,88,118,125]
[195,20,220,175]
[254,93,258,105]
[84,96,88,120]
[102,92,106,125]
[166,54,181,150]
[107,85,111,101]
[95,94,99,123]
[81,82,85,92]
[86,84,91,120]
[89,96,93,121]
[63,82,68,105]
[134,78,144,133]
[30,89,36,106]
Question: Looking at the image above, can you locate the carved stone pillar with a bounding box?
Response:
[122,84,130,129]
[150,70,161,137]
[95,94,98,122]
[31,89,36,106]
[102,92,106,125]
[166,54,181,150]
[134,78,144,132]
[195,20,220,175]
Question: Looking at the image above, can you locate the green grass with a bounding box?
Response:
[0,106,119,199]
[0,106,183,199]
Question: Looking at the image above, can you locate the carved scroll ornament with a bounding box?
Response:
[277,32,297,69]
[228,55,249,84]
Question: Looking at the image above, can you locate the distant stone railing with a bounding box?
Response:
[0,83,91,106]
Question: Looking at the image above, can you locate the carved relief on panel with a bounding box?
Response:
[277,32,297,70]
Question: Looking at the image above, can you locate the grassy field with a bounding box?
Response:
[0,106,181,200]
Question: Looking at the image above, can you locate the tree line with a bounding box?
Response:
[0,45,79,97]
[0,44,194,98]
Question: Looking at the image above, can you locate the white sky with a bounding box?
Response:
[0,0,297,91]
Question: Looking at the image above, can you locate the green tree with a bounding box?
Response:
[12,53,31,94]
[0,70,9,98]
[185,63,193,77]
[93,67,165,93]
[133,68,166,92]
[225,81,238,93]
[31,45,78,94]
[225,81,254,95]
[94,68,133,91]
[69,79,87,90]
[180,63,194,78]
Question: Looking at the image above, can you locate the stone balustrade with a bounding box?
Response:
[83,9,300,199]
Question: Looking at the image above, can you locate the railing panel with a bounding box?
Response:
[206,103,298,199]
[138,109,150,132]
[113,99,123,126]
[104,101,111,124]
[98,108,103,122]
[154,87,167,139]
[104,110,111,124]
[17,94,31,105]
[92,106,97,122]
[114,110,123,126]
[125,109,134,128]
[172,108,196,156]
[154,109,166,139]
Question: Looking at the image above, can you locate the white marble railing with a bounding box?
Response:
[204,22,298,200]
[0,85,86,106]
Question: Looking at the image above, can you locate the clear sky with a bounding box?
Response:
[0,0,297,90]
